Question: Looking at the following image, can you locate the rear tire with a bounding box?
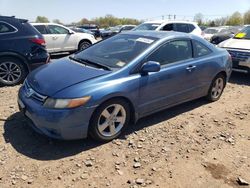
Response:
[206,73,226,102]
[78,41,91,51]
[0,57,27,86]
[89,99,131,142]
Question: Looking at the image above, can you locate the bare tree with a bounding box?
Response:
[193,13,204,25]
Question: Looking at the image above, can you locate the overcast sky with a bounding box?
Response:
[0,0,249,23]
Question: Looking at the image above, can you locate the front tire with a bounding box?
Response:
[206,74,226,102]
[0,57,27,86]
[89,99,131,142]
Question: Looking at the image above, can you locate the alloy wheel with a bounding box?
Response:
[211,77,224,99]
[0,62,22,84]
[97,104,126,137]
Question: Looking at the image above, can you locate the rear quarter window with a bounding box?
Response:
[175,23,190,33]
[188,24,195,32]
[193,40,212,57]
[0,22,17,34]
[34,25,48,34]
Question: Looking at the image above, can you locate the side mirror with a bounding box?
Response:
[141,61,161,74]
[68,30,74,35]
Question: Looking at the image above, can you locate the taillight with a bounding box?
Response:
[30,38,46,46]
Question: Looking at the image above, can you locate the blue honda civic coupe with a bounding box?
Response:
[18,31,232,141]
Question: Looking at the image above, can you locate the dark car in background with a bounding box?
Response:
[0,16,49,86]
[78,24,101,38]
[210,26,243,45]
[101,25,136,39]
[70,27,95,37]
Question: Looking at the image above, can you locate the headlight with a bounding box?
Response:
[43,96,91,109]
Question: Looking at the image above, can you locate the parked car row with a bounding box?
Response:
[202,26,243,44]
[100,25,136,39]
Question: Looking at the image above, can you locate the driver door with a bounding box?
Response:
[138,39,199,116]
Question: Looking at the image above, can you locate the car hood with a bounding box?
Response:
[219,38,250,50]
[27,57,110,96]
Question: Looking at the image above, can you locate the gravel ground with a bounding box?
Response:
[0,72,249,188]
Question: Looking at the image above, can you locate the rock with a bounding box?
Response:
[145,179,153,185]
[237,177,249,186]
[134,157,140,162]
[11,180,16,185]
[84,160,93,167]
[135,178,144,184]
[151,167,157,171]
[21,175,28,181]
[80,174,88,180]
[76,163,81,168]
[133,162,141,168]
[57,175,62,180]
[117,170,124,175]
[27,179,33,184]
[137,145,143,149]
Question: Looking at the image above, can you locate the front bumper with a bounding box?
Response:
[18,86,96,140]
[227,49,250,73]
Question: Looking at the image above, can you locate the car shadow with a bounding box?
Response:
[229,72,250,86]
[3,98,207,161]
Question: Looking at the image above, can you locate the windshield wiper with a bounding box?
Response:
[69,56,111,71]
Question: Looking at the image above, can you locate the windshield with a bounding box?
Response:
[133,23,161,31]
[234,26,250,40]
[75,34,158,69]
[204,28,219,34]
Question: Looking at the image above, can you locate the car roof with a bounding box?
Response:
[143,20,198,25]
[0,16,28,23]
[121,30,194,39]
[31,23,64,26]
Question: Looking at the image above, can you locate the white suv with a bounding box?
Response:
[133,20,202,37]
[32,23,97,53]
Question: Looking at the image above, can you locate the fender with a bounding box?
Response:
[0,51,30,71]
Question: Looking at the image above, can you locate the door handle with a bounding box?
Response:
[52,36,58,40]
[186,65,196,72]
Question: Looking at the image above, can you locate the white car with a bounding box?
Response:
[218,25,250,73]
[32,23,97,53]
[202,27,228,41]
[133,20,202,36]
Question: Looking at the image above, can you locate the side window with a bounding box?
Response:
[175,23,189,33]
[162,24,174,31]
[188,24,195,32]
[146,40,192,66]
[34,25,48,34]
[47,25,69,34]
[193,40,212,57]
[0,22,16,34]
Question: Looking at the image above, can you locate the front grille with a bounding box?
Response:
[227,49,250,62]
[23,80,47,102]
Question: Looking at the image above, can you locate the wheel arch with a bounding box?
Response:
[90,95,137,126]
[78,39,92,50]
[0,52,30,72]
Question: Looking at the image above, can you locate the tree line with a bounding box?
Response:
[35,14,141,28]
[194,10,250,27]
[35,9,250,28]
